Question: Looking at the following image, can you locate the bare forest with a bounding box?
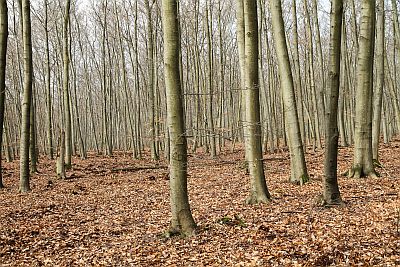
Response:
[1,0,400,265]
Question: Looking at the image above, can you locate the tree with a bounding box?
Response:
[62,0,72,169]
[323,0,343,205]
[242,0,271,204]
[0,0,8,189]
[162,0,196,236]
[44,0,53,160]
[269,0,309,185]
[290,0,305,144]
[372,0,385,162]
[19,0,33,192]
[145,0,159,161]
[234,0,247,148]
[205,1,217,158]
[348,0,377,179]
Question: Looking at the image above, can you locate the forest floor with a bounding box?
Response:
[1,141,400,266]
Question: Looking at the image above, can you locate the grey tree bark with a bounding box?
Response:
[62,0,72,168]
[290,0,305,145]
[270,0,309,185]
[162,0,196,236]
[243,0,270,204]
[19,0,33,192]
[0,0,7,189]
[372,0,385,162]
[323,0,343,205]
[145,0,159,160]
[348,0,377,179]
[44,0,53,159]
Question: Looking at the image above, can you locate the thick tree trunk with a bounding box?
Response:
[270,0,309,185]
[348,0,377,179]
[19,0,33,193]
[0,0,7,189]
[243,0,270,204]
[162,0,196,237]
[323,0,343,205]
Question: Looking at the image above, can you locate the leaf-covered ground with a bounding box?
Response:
[1,142,400,266]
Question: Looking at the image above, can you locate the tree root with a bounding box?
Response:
[314,194,343,207]
[245,194,270,205]
[347,166,378,179]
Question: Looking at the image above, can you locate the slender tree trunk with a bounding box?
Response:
[0,0,7,189]
[235,0,247,151]
[44,0,53,159]
[372,0,385,162]
[29,93,37,173]
[56,131,66,179]
[205,2,217,158]
[145,0,159,160]
[291,0,305,145]
[323,0,343,205]
[63,0,72,168]
[312,0,326,118]
[162,0,196,236]
[19,0,33,192]
[243,0,270,204]
[303,0,322,150]
[270,0,309,185]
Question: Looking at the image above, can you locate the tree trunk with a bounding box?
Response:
[243,0,270,204]
[19,0,33,193]
[0,0,7,189]
[145,0,159,160]
[290,0,305,145]
[372,0,385,162]
[235,0,247,151]
[162,0,196,236]
[348,0,377,179]
[205,2,217,158]
[44,0,53,159]
[56,131,66,179]
[270,0,309,185]
[303,0,322,150]
[63,0,72,168]
[29,93,37,173]
[323,0,343,205]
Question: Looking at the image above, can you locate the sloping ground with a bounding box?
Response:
[0,142,399,266]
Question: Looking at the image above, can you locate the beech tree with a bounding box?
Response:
[19,0,33,192]
[242,0,271,204]
[0,0,7,189]
[323,0,343,205]
[372,0,385,162]
[62,0,72,169]
[162,0,196,236]
[269,0,309,185]
[348,0,377,179]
